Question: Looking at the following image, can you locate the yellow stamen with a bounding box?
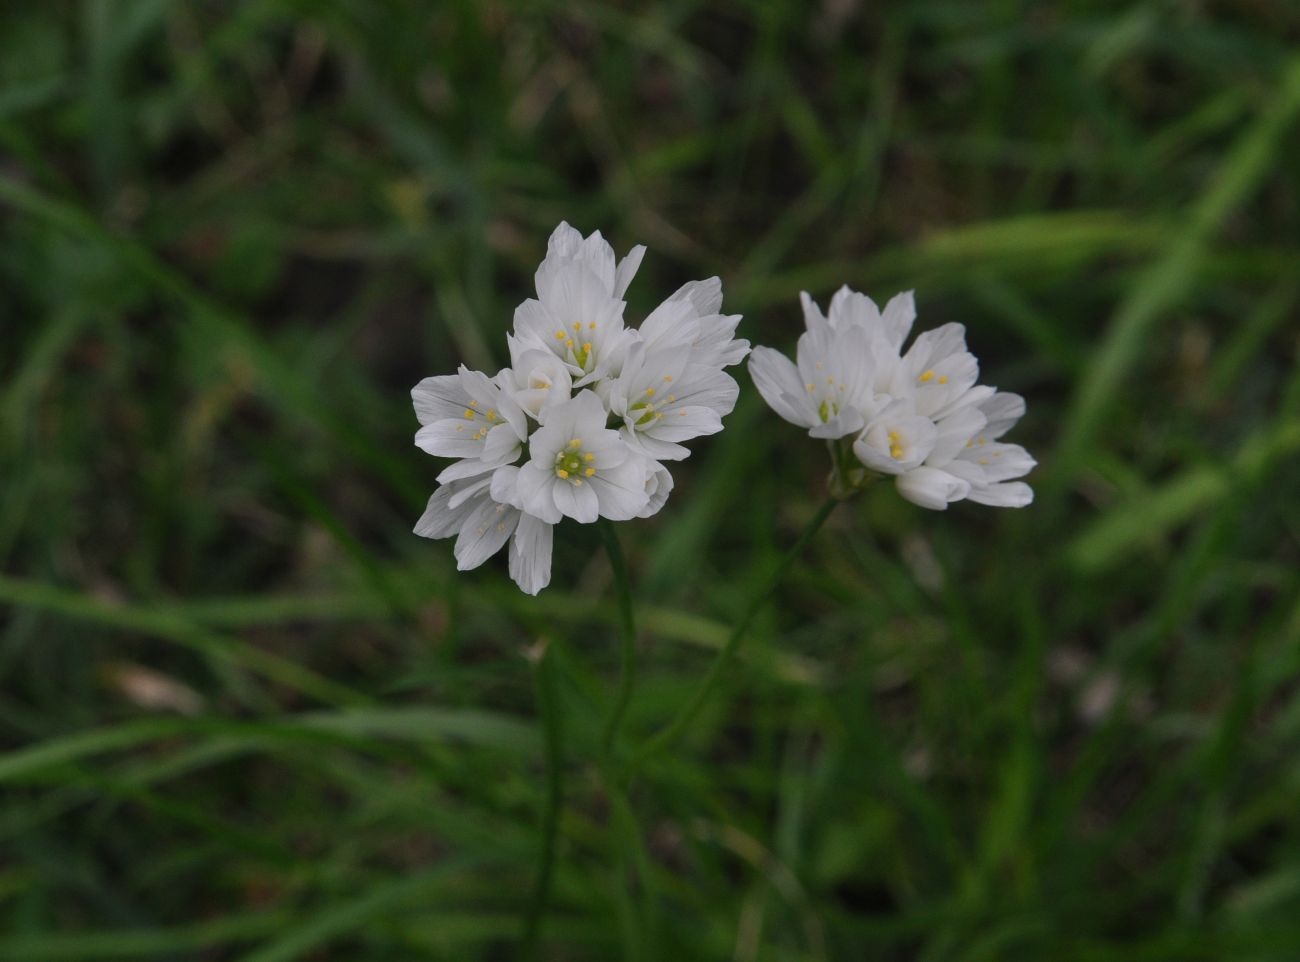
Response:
[568,438,582,448]
[667,395,676,402]
[584,467,596,477]
[556,469,569,479]
[573,478,583,486]
[588,322,596,329]
[890,445,904,459]
[463,409,475,419]
[486,409,496,419]
[938,375,948,385]
[645,388,655,397]
[919,369,935,383]
[583,453,594,461]
[573,322,582,332]
[555,330,566,340]
[663,375,673,382]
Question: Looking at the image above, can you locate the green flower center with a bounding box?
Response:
[554,439,595,485]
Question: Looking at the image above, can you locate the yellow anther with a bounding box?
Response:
[645,388,656,397]
[583,452,594,461]
[827,376,835,385]
[581,342,592,354]
[584,467,596,477]
[486,409,496,419]
[565,338,575,348]
[588,321,596,329]
[678,410,686,416]
[496,523,506,532]
[573,322,582,332]
[805,383,815,391]
[663,375,673,382]
[463,409,475,419]
[455,425,464,432]
[573,478,583,486]
[938,375,949,385]
[966,439,974,448]
[890,445,904,459]
[979,458,989,465]
[667,395,676,402]
[556,469,569,479]
[919,369,935,383]
[887,430,900,441]
[555,330,566,340]
[568,438,582,448]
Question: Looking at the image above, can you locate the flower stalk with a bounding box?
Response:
[520,640,564,959]
[631,494,839,771]
[599,519,638,756]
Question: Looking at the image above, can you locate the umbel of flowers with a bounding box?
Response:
[412,223,749,594]
[749,287,1034,509]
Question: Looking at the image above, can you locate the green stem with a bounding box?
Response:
[633,495,838,768]
[521,641,564,959]
[599,519,638,757]
[606,778,651,961]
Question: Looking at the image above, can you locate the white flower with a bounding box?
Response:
[511,390,652,524]
[503,346,573,421]
[749,286,1034,509]
[609,340,739,461]
[641,278,749,370]
[412,366,529,485]
[509,224,643,388]
[414,223,746,593]
[639,462,675,518]
[748,322,877,439]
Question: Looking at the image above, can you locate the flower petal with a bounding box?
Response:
[411,375,465,425]
[895,467,970,510]
[453,499,518,570]
[509,514,554,594]
[748,347,814,428]
[590,457,650,520]
[553,477,599,523]
[967,480,1033,508]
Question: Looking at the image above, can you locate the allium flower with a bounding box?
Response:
[749,286,1034,509]
[413,223,749,594]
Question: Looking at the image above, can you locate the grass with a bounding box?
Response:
[2,1,1300,959]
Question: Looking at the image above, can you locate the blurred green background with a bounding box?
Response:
[3,1,1300,959]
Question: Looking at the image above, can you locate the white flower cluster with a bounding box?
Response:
[412,223,749,594]
[749,286,1034,509]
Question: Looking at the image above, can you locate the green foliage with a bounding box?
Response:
[2,1,1299,959]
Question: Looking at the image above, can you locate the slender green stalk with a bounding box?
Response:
[599,520,638,756]
[606,779,651,961]
[521,642,564,959]
[633,496,838,768]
